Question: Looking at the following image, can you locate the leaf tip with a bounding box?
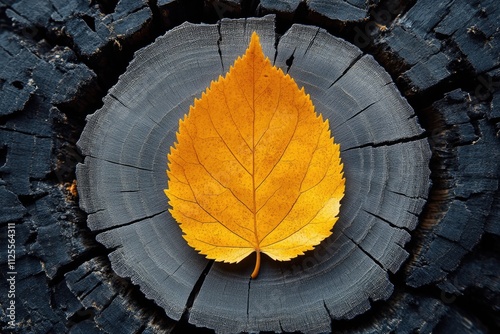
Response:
[250,30,260,46]
[248,31,265,58]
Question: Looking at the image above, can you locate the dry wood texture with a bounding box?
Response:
[1,0,499,333]
[76,16,430,333]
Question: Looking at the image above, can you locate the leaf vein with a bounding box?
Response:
[185,127,254,214]
[205,88,252,176]
[259,118,327,245]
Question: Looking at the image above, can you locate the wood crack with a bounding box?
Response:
[342,133,427,151]
[363,209,412,234]
[303,27,320,57]
[93,209,167,234]
[341,231,386,271]
[87,155,153,172]
[216,20,224,72]
[175,260,214,328]
[328,53,365,88]
[109,93,131,109]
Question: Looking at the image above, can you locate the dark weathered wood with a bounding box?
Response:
[406,89,500,287]
[437,240,500,330]
[374,0,500,96]
[0,187,26,225]
[0,37,36,117]
[76,15,431,333]
[1,0,499,333]
[258,0,369,22]
[307,0,368,22]
[5,0,153,59]
[0,1,173,332]
[335,290,489,334]
[258,0,301,17]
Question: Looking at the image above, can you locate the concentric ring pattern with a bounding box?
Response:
[77,16,431,333]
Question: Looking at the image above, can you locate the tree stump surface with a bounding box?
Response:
[0,1,499,333]
[76,15,430,333]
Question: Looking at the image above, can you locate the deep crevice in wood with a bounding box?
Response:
[284,49,295,73]
[341,132,428,151]
[86,155,154,172]
[329,52,365,88]
[47,248,115,288]
[95,0,120,15]
[216,20,225,72]
[342,231,386,271]
[363,209,412,233]
[173,260,215,334]
[92,209,168,234]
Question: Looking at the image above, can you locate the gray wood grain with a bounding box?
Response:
[77,15,431,333]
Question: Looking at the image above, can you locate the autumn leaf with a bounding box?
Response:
[165,32,345,279]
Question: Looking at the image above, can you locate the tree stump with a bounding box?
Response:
[1,1,499,333]
[76,15,430,333]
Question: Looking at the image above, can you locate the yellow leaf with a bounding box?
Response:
[165,32,345,278]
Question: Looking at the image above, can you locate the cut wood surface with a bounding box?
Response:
[76,16,431,333]
[0,0,499,333]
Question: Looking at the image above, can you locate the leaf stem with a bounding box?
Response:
[250,249,261,279]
